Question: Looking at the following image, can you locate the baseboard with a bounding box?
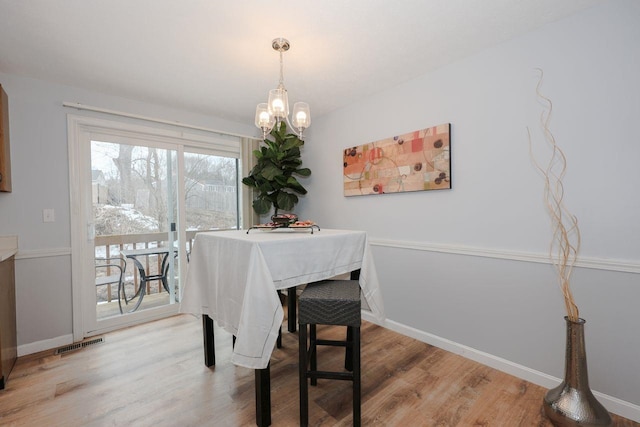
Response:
[17,334,73,357]
[361,312,640,422]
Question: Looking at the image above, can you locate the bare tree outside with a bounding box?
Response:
[112,144,134,205]
[91,141,239,237]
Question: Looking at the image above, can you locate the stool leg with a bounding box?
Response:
[310,324,317,386]
[353,326,361,427]
[299,323,309,426]
[345,326,354,371]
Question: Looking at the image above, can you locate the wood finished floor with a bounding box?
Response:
[0,314,637,426]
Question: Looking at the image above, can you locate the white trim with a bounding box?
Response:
[71,114,242,157]
[62,102,260,141]
[369,238,640,274]
[361,311,640,422]
[15,239,635,274]
[13,240,636,272]
[17,334,73,357]
[15,247,71,260]
[68,114,88,342]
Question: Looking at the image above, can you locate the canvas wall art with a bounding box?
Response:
[343,123,451,196]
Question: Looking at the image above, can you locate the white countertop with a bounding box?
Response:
[0,235,18,261]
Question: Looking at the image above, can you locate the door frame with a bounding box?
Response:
[68,114,243,341]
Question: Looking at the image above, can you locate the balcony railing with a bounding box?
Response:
[95,230,199,304]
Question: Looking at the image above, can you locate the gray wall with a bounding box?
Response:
[0,72,255,349]
[0,0,638,419]
[297,0,640,413]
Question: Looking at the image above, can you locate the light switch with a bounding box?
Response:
[43,208,55,223]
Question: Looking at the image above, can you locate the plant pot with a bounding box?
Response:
[543,317,612,427]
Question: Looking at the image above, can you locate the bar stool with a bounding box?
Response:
[298,280,361,426]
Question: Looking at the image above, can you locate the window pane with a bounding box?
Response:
[184,151,239,231]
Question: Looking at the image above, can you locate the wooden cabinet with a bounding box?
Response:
[0,84,11,193]
[0,255,17,389]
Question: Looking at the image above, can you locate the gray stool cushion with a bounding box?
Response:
[298,280,361,327]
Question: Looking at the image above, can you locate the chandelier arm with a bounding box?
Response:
[283,114,294,133]
[277,114,301,139]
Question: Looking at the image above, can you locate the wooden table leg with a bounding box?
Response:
[204,314,270,426]
[255,363,271,426]
[287,287,296,333]
[202,314,215,367]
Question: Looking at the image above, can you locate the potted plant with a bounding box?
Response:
[242,122,311,216]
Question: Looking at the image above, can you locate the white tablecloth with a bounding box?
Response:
[179,228,385,369]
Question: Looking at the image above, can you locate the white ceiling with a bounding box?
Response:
[0,0,603,126]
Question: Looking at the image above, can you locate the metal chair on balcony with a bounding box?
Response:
[120,247,178,313]
[95,257,126,314]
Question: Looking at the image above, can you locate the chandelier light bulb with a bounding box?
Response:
[272,99,284,113]
[292,102,311,132]
[258,111,270,126]
[255,103,275,139]
[268,88,288,119]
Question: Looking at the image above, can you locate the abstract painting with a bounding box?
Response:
[343,123,451,196]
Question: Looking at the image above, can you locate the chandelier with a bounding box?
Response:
[255,38,310,140]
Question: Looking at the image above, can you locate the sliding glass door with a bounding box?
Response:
[91,140,180,320]
[69,115,243,338]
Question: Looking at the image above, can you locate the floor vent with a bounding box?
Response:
[55,337,105,355]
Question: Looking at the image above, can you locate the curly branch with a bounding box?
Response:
[527,69,580,321]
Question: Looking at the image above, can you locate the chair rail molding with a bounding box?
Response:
[368,238,640,275]
[15,247,71,260]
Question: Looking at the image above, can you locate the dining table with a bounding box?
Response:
[179,227,385,426]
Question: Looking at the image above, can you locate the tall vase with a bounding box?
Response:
[543,317,612,427]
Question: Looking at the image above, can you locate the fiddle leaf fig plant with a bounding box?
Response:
[242,122,311,215]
